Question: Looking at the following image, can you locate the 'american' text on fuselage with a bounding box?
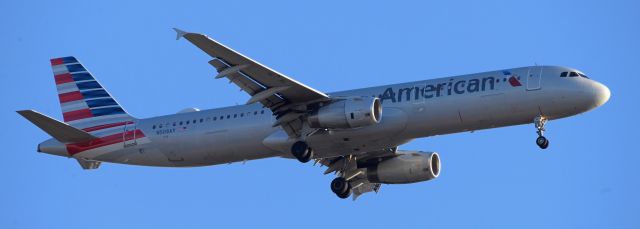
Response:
[378,76,496,103]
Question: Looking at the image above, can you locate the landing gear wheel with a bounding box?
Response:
[536,136,549,149]
[336,190,351,199]
[291,141,313,163]
[534,116,550,149]
[331,177,351,199]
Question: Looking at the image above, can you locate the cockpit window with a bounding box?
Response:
[562,71,590,79]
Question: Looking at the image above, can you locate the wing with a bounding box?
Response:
[174,28,330,136]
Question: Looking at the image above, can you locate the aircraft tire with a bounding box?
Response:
[291,141,313,163]
[331,177,351,199]
[536,136,549,149]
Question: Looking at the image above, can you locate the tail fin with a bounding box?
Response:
[50,56,133,129]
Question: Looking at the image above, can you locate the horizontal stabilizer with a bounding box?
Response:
[17,110,98,143]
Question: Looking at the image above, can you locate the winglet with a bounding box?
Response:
[173,28,188,40]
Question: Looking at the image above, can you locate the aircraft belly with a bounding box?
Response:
[405,89,544,137]
[491,90,544,125]
[405,96,465,137]
[204,127,280,164]
[93,147,175,167]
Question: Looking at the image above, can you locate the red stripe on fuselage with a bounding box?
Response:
[59,91,84,103]
[82,121,133,132]
[66,129,145,155]
[63,109,93,122]
[55,73,74,85]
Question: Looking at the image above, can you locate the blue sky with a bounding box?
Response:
[1,0,638,228]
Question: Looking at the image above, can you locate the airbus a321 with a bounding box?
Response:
[18,28,610,200]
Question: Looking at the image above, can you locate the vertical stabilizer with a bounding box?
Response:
[50,56,133,129]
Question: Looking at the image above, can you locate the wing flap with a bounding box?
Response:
[207,58,284,108]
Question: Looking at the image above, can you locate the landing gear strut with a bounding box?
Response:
[534,115,549,149]
[331,177,352,199]
[291,141,313,163]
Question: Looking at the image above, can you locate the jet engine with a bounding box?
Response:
[308,97,382,129]
[366,151,441,184]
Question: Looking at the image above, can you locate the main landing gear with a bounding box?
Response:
[534,115,549,149]
[331,177,352,199]
[291,141,313,163]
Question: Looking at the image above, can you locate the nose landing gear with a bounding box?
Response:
[534,116,549,149]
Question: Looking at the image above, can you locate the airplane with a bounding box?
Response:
[17,28,610,200]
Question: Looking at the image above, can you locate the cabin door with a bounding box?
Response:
[526,66,543,91]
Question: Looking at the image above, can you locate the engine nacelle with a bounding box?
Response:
[308,97,382,129]
[366,151,441,184]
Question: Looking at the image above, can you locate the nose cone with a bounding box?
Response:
[589,81,611,108]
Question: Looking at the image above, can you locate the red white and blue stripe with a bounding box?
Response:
[51,57,129,124]
[51,56,148,156]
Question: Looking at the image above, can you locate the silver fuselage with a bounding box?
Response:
[38,66,610,166]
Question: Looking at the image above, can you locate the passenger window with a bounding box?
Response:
[200,118,203,123]
[159,124,163,128]
[569,72,579,77]
[261,110,265,114]
[234,114,237,118]
[240,113,244,117]
[560,72,568,77]
[220,116,224,120]
[254,111,257,115]
[186,121,190,125]
[213,117,217,121]
[227,115,230,119]
[152,125,156,129]
[173,122,176,126]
